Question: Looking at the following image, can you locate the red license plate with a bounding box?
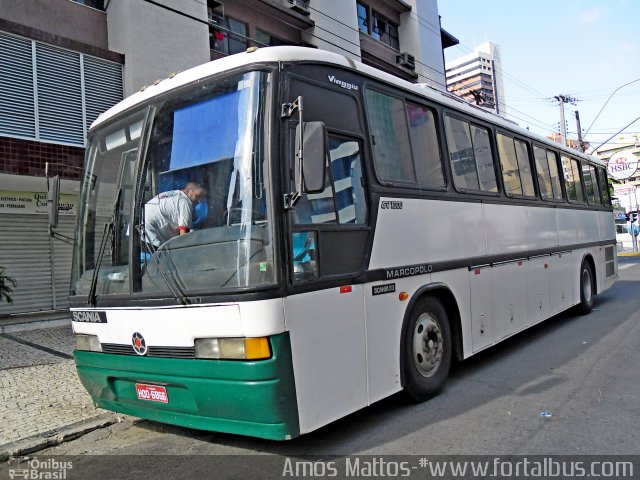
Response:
[135,383,169,403]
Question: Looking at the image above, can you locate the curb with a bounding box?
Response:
[618,252,640,257]
[0,314,70,335]
[0,413,124,462]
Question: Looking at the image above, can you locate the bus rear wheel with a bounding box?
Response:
[577,260,595,315]
[402,296,452,402]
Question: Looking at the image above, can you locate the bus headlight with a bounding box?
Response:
[195,337,271,360]
[76,334,102,352]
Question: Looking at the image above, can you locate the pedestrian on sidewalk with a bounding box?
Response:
[631,220,639,252]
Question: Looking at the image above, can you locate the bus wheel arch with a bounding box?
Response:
[399,285,461,402]
[577,254,596,315]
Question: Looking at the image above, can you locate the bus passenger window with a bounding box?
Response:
[497,134,534,197]
[365,89,415,184]
[562,156,585,202]
[445,116,497,193]
[406,102,444,188]
[583,164,600,205]
[534,147,549,197]
[534,146,553,199]
[597,167,611,206]
[547,150,563,200]
[498,134,523,195]
[471,126,497,192]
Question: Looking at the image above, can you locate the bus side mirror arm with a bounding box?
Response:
[47,171,60,229]
[45,166,74,244]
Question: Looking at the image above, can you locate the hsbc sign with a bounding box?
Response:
[607,149,638,180]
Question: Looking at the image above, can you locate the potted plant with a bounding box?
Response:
[0,266,17,304]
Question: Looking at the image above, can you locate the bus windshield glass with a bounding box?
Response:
[71,71,275,299]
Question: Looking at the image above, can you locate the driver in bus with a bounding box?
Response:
[143,181,206,247]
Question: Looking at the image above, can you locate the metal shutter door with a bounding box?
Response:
[0,214,53,314]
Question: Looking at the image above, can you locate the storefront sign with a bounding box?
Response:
[607,149,638,180]
[614,185,637,196]
[0,190,77,215]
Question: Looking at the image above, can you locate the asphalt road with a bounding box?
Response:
[9,256,640,478]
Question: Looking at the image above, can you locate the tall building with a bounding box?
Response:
[445,42,505,117]
[0,0,458,319]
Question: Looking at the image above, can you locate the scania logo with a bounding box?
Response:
[132,332,147,356]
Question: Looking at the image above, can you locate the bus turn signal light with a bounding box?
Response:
[399,292,409,301]
[195,337,271,360]
[244,337,271,359]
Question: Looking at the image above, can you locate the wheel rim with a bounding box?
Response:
[582,267,593,303]
[412,312,444,377]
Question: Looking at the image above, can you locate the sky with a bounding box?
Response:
[438,0,640,153]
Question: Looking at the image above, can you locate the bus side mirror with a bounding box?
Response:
[47,175,60,229]
[295,121,327,194]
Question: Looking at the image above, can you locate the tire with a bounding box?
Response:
[577,260,595,315]
[402,296,452,402]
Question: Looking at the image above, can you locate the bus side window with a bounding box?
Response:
[406,102,445,189]
[364,89,415,184]
[444,116,497,193]
[562,156,585,203]
[292,231,318,281]
[292,135,366,226]
[583,163,601,205]
[597,167,611,206]
[546,150,564,200]
[534,146,553,199]
[497,134,534,197]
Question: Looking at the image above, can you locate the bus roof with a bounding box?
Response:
[93,46,604,167]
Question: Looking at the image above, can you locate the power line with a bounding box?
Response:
[591,114,640,152]
[583,77,640,137]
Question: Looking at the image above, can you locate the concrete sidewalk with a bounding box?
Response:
[0,317,121,461]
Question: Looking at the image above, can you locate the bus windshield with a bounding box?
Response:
[71,71,275,300]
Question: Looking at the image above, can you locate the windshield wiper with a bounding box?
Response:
[88,186,123,307]
[139,220,189,306]
[88,221,113,307]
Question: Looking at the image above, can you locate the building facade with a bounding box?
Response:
[0,0,457,317]
[445,41,505,117]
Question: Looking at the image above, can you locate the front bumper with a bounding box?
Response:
[74,333,300,440]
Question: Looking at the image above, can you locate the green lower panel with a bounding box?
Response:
[74,333,300,440]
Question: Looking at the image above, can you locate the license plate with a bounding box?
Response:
[135,383,169,403]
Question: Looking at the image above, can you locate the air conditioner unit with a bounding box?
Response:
[287,0,310,15]
[396,52,415,70]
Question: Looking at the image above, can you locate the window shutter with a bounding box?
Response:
[84,56,124,133]
[0,32,36,138]
[0,32,123,146]
[36,43,84,145]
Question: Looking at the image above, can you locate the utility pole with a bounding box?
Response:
[553,94,578,146]
[575,110,585,152]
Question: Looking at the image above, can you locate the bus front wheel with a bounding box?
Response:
[402,296,452,402]
[577,260,595,315]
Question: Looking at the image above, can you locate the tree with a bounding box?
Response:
[0,266,17,304]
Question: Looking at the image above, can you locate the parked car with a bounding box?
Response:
[616,223,633,249]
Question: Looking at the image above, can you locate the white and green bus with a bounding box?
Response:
[70,46,617,440]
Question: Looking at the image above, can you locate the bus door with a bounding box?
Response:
[282,71,371,434]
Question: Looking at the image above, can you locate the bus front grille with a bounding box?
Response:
[100,343,196,358]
